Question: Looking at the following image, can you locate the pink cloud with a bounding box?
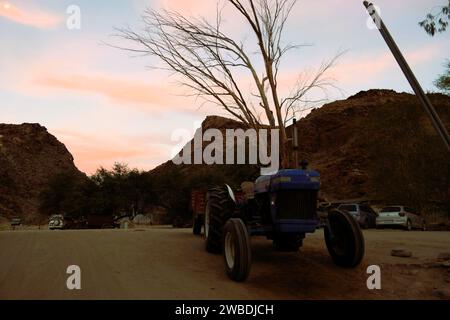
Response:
[54,128,172,174]
[328,44,442,85]
[277,44,443,92]
[153,0,217,15]
[0,1,62,29]
[34,72,195,113]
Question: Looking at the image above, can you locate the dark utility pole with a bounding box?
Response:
[364,1,450,153]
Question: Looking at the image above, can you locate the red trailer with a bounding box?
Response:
[190,187,247,235]
[191,190,206,235]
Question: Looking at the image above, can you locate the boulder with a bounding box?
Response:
[391,248,412,258]
[437,252,450,261]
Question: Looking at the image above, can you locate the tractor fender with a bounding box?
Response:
[225,184,236,203]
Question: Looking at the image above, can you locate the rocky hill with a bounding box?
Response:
[0,124,84,223]
[1,90,449,223]
[294,89,450,209]
[153,89,450,215]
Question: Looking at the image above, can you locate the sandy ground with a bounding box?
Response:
[0,227,449,300]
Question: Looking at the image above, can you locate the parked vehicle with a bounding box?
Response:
[48,214,64,230]
[86,214,117,229]
[63,216,88,230]
[337,203,377,229]
[10,217,21,229]
[203,164,365,282]
[172,215,185,228]
[376,206,426,231]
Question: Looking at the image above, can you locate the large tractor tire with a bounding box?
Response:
[223,218,252,282]
[192,215,203,235]
[273,234,303,252]
[205,186,235,254]
[324,209,365,268]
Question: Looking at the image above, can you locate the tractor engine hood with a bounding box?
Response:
[254,169,320,193]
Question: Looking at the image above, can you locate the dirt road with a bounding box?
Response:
[0,227,449,300]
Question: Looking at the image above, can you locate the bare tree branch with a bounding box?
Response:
[114,0,344,167]
[281,50,346,126]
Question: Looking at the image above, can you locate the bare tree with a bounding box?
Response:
[116,0,341,168]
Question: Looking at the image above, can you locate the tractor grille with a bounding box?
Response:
[276,190,318,220]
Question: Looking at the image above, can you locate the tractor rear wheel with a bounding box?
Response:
[324,209,365,268]
[205,186,235,254]
[223,218,251,282]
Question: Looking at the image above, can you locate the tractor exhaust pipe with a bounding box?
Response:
[293,118,299,150]
[293,118,299,168]
[363,1,450,153]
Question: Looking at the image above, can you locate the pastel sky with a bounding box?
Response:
[1,0,449,174]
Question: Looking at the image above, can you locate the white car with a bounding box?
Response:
[49,215,64,230]
[376,206,426,231]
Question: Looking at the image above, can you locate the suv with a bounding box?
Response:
[10,217,21,227]
[337,203,377,229]
[49,214,64,230]
[376,206,426,231]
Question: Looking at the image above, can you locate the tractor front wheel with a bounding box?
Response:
[324,209,365,268]
[223,218,251,282]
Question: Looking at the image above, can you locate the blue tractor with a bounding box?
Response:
[204,162,365,282]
